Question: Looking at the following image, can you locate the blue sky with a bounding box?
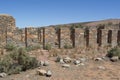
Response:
[0,0,120,28]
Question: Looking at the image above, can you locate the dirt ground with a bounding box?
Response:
[0,49,120,80]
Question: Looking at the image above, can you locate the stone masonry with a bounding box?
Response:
[0,14,16,46]
[0,14,120,50]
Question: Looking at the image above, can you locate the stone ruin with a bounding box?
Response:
[0,14,16,46]
[0,14,120,50]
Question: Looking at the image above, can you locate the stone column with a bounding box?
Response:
[60,28,72,48]
[101,29,108,48]
[89,29,98,49]
[44,27,56,49]
[111,30,117,47]
[75,28,85,48]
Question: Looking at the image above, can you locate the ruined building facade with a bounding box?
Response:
[0,14,120,50]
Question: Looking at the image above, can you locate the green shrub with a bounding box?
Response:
[17,47,38,71]
[9,49,19,60]
[107,47,120,58]
[5,43,16,51]
[8,64,22,75]
[0,55,13,73]
[0,47,38,75]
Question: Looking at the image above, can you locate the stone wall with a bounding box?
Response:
[0,14,120,50]
[20,27,120,50]
[0,14,16,46]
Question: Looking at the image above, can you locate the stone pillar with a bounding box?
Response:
[44,27,56,48]
[111,30,117,47]
[26,28,38,46]
[101,29,108,47]
[75,28,85,48]
[89,29,98,49]
[60,28,72,48]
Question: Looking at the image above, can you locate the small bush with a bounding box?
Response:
[107,47,120,58]
[0,55,13,73]
[9,49,19,60]
[0,47,38,75]
[8,64,22,75]
[17,47,38,71]
[5,43,16,51]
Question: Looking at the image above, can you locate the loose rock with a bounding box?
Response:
[63,57,72,63]
[37,69,47,76]
[39,60,44,66]
[62,64,70,68]
[73,60,80,65]
[59,59,65,64]
[56,56,62,62]
[0,72,7,78]
[79,58,86,62]
[94,57,103,61]
[46,70,52,77]
[110,56,119,62]
[43,61,49,66]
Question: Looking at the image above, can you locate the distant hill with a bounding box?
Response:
[48,19,120,29]
[82,19,120,27]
